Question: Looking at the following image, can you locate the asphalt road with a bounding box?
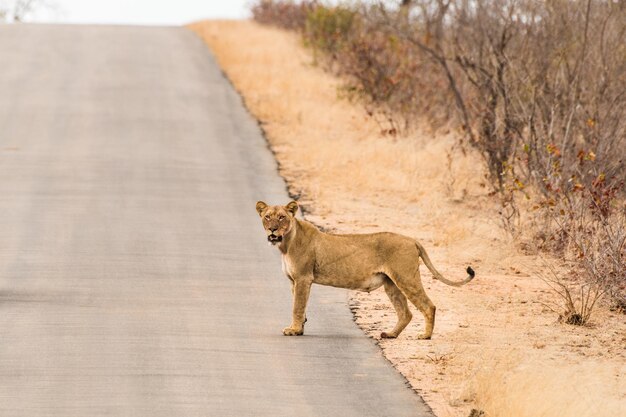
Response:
[0,25,433,416]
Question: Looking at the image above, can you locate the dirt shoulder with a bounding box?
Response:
[188,20,625,417]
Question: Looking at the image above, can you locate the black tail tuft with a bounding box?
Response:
[467,266,475,278]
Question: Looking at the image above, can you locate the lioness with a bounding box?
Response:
[256,200,475,339]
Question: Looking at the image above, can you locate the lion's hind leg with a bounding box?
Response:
[380,278,413,339]
[393,269,436,340]
[414,297,436,340]
[406,290,436,340]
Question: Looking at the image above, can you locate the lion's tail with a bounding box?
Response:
[415,241,475,287]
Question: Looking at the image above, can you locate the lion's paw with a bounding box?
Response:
[282,326,304,336]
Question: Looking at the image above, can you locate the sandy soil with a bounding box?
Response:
[188,20,626,417]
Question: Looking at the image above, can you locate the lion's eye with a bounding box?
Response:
[279,216,285,221]
[264,215,270,221]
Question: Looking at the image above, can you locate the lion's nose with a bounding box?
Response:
[270,226,278,233]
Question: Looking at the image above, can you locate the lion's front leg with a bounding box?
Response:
[283,278,312,336]
[287,277,307,326]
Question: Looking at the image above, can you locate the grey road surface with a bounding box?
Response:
[0,25,433,416]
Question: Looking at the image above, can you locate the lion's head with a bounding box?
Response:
[256,201,299,245]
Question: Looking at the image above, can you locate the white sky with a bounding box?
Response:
[24,0,252,25]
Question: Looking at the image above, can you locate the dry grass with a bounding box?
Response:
[188,20,626,417]
[472,357,625,417]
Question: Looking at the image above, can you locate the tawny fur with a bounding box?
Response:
[256,201,475,339]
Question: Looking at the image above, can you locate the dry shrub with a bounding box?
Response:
[389,1,626,313]
[304,4,356,56]
[251,0,317,31]
[472,356,625,417]
[539,174,626,315]
[536,262,607,326]
[340,21,454,132]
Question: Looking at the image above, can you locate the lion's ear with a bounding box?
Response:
[256,201,268,216]
[285,200,299,216]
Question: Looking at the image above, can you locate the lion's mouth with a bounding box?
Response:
[267,234,283,245]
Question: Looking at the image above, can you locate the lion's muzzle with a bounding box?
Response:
[267,234,283,244]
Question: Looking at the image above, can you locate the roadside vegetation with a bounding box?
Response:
[189,16,625,417]
[251,0,626,324]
